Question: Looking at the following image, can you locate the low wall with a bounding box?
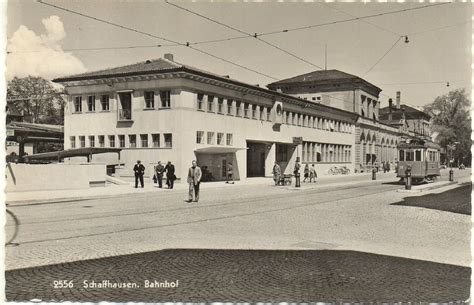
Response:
[5,163,107,192]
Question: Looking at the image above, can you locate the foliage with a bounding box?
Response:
[7,76,65,124]
[423,88,471,165]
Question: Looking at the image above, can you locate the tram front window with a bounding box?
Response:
[406,151,414,161]
[415,150,422,161]
[399,150,405,161]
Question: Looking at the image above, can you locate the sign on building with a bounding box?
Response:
[293,137,303,145]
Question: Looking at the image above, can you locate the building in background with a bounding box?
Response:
[268,70,416,172]
[379,91,431,139]
[54,54,358,180]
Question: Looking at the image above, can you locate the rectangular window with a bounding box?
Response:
[259,106,264,120]
[406,151,414,161]
[415,150,422,161]
[87,96,95,112]
[98,135,105,147]
[252,105,257,119]
[217,132,224,145]
[266,108,271,121]
[217,97,224,114]
[129,134,136,148]
[227,100,233,115]
[118,135,125,148]
[164,133,172,148]
[79,136,85,148]
[89,135,95,147]
[208,95,214,112]
[100,95,110,111]
[197,93,204,110]
[244,103,249,118]
[226,133,233,146]
[236,102,241,116]
[74,97,82,112]
[152,134,160,147]
[399,150,405,161]
[144,91,155,109]
[108,135,115,147]
[70,136,76,148]
[196,131,204,144]
[160,91,171,108]
[140,134,148,148]
[207,132,215,144]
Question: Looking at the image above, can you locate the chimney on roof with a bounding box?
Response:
[388,98,393,121]
[164,53,174,61]
[396,91,401,109]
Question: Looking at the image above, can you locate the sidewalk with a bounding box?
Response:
[5,171,383,205]
[6,169,469,205]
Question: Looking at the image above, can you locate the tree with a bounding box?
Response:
[423,88,471,166]
[7,76,65,124]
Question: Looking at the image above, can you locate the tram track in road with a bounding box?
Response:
[15,184,399,245]
[8,180,400,226]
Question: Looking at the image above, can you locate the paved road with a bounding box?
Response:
[6,249,470,303]
[5,169,471,302]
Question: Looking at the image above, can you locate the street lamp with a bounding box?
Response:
[447,141,460,181]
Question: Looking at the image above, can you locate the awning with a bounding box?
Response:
[25,147,122,160]
[194,146,247,154]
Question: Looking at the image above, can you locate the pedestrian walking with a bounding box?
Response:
[309,164,317,183]
[273,161,281,186]
[155,161,165,188]
[382,161,387,173]
[303,164,310,182]
[164,161,176,189]
[226,162,234,184]
[133,160,145,188]
[186,160,202,203]
[374,161,379,172]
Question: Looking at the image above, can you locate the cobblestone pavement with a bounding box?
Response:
[392,184,471,215]
[6,249,470,303]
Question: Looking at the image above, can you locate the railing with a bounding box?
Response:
[118,109,132,121]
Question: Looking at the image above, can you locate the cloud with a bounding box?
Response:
[6,15,86,80]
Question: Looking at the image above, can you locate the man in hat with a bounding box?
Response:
[133,160,145,188]
[186,160,202,203]
[155,161,165,188]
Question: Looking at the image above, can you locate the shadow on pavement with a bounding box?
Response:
[6,249,470,303]
[391,184,471,215]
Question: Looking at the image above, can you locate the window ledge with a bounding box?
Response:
[143,108,155,111]
[100,110,110,113]
[197,109,205,112]
[159,107,171,110]
[86,111,96,113]
[72,112,82,114]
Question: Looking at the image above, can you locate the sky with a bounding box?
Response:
[5,0,472,108]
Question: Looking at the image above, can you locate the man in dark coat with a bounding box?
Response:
[155,161,165,188]
[164,161,175,189]
[133,160,145,188]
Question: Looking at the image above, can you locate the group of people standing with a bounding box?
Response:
[272,161,318,185]
[132,160,176,189]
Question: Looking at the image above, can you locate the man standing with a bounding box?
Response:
[164,161,175,189]
[186,160,202,203]
[309,164,317,183]
[226,162,234,184]
[155,161,165,188]
[272,161,281,186]
[133,160,145,188]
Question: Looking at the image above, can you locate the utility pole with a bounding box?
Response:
[325,44,327,70]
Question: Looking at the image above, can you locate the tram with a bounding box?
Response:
[396,138,441,183]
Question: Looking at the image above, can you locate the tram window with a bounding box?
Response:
[406,151,414,161]
[415,150,422,161]
[399,150,405,161]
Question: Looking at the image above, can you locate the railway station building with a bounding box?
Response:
[54,54,359,181]
[267,70,413,172]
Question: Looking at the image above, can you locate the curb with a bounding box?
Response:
[396,181,458,193]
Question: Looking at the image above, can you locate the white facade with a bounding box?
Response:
[58,59,357,181]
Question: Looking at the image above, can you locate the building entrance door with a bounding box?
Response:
[247,142,266,177]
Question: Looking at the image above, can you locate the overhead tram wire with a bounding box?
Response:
[363,36,402,76]
[36,0,279,81]
[320,3,402,37]
[257,3,449,37]
[165,0,324,70]
[14,2,454,55]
